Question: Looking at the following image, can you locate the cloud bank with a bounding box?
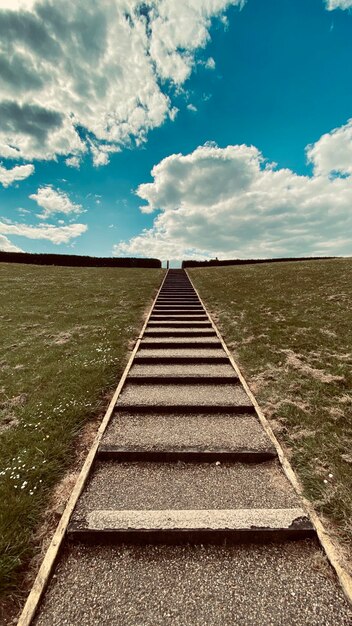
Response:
[0,0,243,165]
[0,220,87,244]
[114,142,352,261]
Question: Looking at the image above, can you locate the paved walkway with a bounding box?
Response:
[33,270,352,625]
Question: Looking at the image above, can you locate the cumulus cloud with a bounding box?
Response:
[65,155,80,168]
[0,162,34,187]
[0,1,36,8]
[0,220,87,244]
[306,119,352,176]
[205,56,216,69]
[0,0,242,164]
[89,142,120,168]
[137,143,261,212]
[114,142,352,261]
[0,233,23,252]
[29,185,84,219]
[325,0,352,9]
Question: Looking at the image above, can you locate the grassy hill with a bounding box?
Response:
[0,263,163,613]
[190,258,352,561]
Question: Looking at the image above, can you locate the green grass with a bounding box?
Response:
[190,259,352,548]
[0,263,163,601]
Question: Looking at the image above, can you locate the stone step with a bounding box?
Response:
[68,507,313,543]
[117,383,251,409]
[127,363,238,378]
[126,376,237,385]
[155,298,201,306]
[70,460,304,533]
[157,293,199,298]
[160,288,194,291]
[71,460,302,512]
[134,351,229,364]
[140,338,221,348]
[142,335,219,341]
[136,347,226,358]
[100,410,275,458]
[153,307,205,313]
[149,315,209,321]
[154,303,203,307]
[151,311,207,316]
[34,542,352,626]
[147,321,212,327]
[153,299,202,303]
[155,301,200,304]
[143,328,216,336]
[157,295,199,299]
[97,447,276,462]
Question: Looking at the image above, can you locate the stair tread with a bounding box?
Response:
[102,411,273,452]
[72,460,300,516]
[70,507,311,532]
[117,383,251,407]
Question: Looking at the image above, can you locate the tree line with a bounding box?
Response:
[0,251,161,268]
[182,256,335,268]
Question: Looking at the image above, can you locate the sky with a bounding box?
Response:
[0,0,352,264]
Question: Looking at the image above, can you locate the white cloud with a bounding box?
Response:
[137,143,261,211]
[0,163,34,187]
[29,185,84,219]
[90,142,120,168]
[205,56,216,69]
[114,142,352,261]
[187,104,198,112]
[0,233,23,252]
[325,0,352,9]
[306,119,352,176]
[0,220,87,244]
[0,0,243,165]
[0,1,36,8]
[65,155,81,168]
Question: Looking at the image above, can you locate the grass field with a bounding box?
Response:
[0,263,163,608]
[190,259,352,557]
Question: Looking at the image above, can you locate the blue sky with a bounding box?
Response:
[1,0,352,262]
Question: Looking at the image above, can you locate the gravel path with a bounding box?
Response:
[34,541,352,626]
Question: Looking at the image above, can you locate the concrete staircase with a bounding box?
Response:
[33,270,352,626]
[68,269,312,544]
